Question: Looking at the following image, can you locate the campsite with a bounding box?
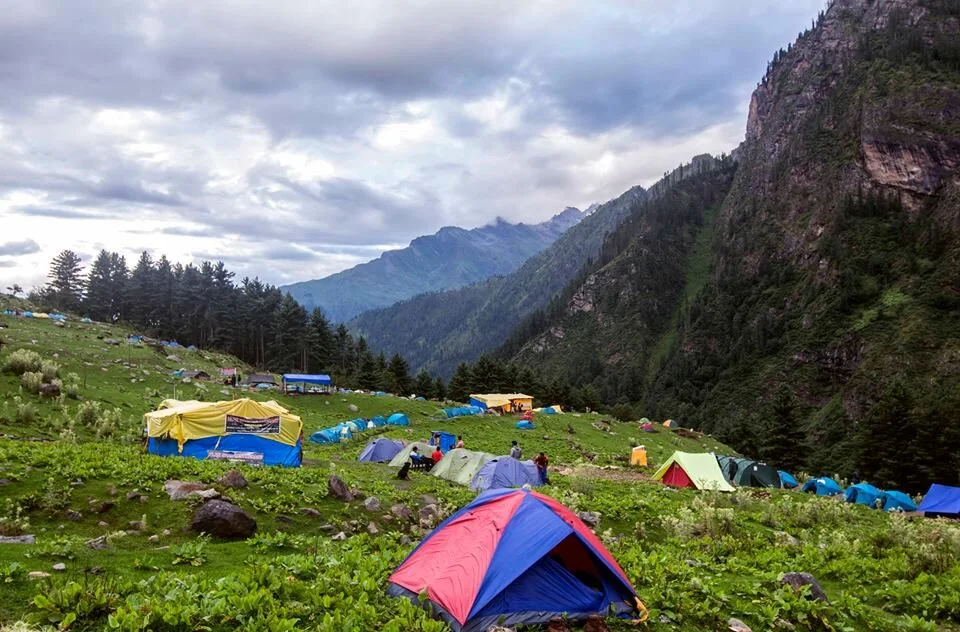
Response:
[1,314,960,632]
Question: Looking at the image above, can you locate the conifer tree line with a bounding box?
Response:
[29,249,442,394]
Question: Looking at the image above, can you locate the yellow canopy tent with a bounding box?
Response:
[145,398,303,467]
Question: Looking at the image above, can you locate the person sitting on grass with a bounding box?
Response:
[455,435,465,449]
[431,446,444,465]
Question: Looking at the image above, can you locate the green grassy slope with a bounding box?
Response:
[1,314,959,631]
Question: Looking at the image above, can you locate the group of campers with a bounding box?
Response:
[399,437,550,486]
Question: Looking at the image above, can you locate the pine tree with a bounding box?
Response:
[434,376,447,401]
[85,250,117,321]
[855,381,912,488]
[358,351,383,390]
[414,369,434,398]
[46,249,85,312]
[448,362,473,402]
[761,386,806,471]
[127,251,155,326]
[307,308,334,373]
[387,354,411,395]
[269,294,308,371]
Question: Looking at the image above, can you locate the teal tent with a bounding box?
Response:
[845,483,883,508]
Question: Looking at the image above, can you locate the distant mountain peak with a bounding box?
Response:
[282,207,586,322]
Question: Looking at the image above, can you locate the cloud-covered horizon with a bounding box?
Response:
[0,0,823,291]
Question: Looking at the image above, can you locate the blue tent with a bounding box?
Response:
[387,488,640,631]
[801,477,843,496]
[358,438,405,463]
[845,483,883,508]
[444,406,484,418]
[471,456,541,491]
[387,413,410,426]
[431,431,456,452]
[515,421,535,430]
[345,419,366,433]
[778,471,799,489]
[147,435,302,467]
[370,416,388,427]
[918,483,960,517]
[880,490,918,512]
[309,428,340,444]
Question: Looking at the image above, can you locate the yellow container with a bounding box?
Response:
[631,446,648,467]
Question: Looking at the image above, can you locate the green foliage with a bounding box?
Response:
[170,536,209,567]
[0,562,26,585]
[3,349,43,376]
[40,360,60,382]
[19,371,43,395]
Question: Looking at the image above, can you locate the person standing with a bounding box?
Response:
[510,440,522,459]
[534,452,549,485]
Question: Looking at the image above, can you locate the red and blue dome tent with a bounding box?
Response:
[387,488,645,631]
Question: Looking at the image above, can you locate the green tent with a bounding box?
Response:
[732,458,781,488]
[388,442,435,467]
[430,448,494,486]
[653,451,735,492]
[716,455,738,483]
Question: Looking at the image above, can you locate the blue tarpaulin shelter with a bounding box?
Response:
[845,483,883,507]
[918,483,960,517]
[444,406,484,418]
[431,431,456,452]
[282,373,333,394]
[387,488,640,631]
[801,477,843,496]
[471,456,542,491]
[358,438,405,463]
[388,413,410,426]
[880,490,918,512]
[515,421,535,430]
[778,471,799,489]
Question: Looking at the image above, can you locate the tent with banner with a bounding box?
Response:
[431,449,494,486]
[387,488,643,631]
[652,452,734,491]
[358,438,405,463]
[470,456,542,491]
[145,398,303,467]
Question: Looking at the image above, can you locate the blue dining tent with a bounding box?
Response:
[778,471,799,489]
[880,490,918,512]
[801,477,843,497]
[430,431,456,452]
[358,438,405,463]
[845,483,883,507]
[918,483,960,518]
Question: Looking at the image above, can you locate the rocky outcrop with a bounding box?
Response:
[191,500,256,539]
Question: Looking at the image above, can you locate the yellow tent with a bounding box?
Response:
[470,393,534,412]
[144,398,302,452]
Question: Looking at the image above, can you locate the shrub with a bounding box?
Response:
[2,349,42,375]
[40,360,61,382]
[63,373,81,399]
[74,400,100,427]
[16,399,37,424]
[20,371,43,394]
[0,499,31,536]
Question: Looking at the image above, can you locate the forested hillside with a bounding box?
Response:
[349,187,646,376]
[499,0,960,492]
[282,208,584,323]
[20,251,435,393]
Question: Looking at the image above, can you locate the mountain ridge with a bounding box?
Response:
[282,207,585,322]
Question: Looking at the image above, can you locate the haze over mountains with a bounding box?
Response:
[282,208,586,323]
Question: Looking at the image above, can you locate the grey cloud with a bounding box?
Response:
[0,261,17,268]
[0,239,40,256]
[15,207,118,220]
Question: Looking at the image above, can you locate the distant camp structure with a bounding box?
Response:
[144,398,303,467]
[282,373,333,394]
[242,373,278,389]
[387,488,644,631]
[469,393,533,414]
[917,484,960,518]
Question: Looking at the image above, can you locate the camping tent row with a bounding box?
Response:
[386,446,543,492]
[469,393,533,414]
[444,406,484,418]
[310,413,409,444]
[282,373,333,394]
[145,398,303,467]
[533,406,562,415]
[2,310,68,320]
[844,483,919,512]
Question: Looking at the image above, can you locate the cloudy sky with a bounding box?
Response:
[0,0,824,291]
